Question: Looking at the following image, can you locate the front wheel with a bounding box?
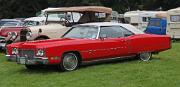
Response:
[58,53,79,71]
[139,52,152,61]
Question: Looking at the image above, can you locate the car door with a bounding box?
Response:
[120,26,137,55]
[95,26,128,59]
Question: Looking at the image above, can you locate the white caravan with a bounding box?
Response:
[167,7,180,39]
[124,11,160,31]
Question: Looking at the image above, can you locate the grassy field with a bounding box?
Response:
[0,43,180,87]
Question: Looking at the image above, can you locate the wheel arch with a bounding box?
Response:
[62,51,83,63]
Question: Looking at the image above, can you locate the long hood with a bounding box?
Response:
[19,38,90,48]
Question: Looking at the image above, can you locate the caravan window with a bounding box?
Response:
[142,17,151,22]
[148,20,160,27]
[170,15,180,22]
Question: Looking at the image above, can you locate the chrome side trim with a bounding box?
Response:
[34,57,48,60]
[6,55,10,57]
[82,55,136,63]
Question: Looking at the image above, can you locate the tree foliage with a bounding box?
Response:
[0,0,180,18]
[0,0,48,19]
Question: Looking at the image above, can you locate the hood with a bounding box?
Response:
[19,38,88,49]
[0,27,25,37]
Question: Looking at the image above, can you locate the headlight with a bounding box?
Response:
[36,49,45,57]
[8,32,12,36]
[12,48,18,55]
[8,32,17,39]
[26,32,32,39]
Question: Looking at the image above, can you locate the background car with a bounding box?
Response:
[0,19,24,28]
[6,22,171,71]
[5,6,112,45]
[0,19,25,50]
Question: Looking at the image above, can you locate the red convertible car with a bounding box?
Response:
[6,22,171,71]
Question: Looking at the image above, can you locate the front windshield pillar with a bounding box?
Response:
[45,13,49,25]
[71,12,74,23]
[96,26,101,39]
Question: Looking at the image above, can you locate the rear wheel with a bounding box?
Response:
[58,53,79,71]
[139,52,152,61]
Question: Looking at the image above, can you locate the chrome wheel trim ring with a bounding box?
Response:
[62,53,78,71]
[140,52,151,61]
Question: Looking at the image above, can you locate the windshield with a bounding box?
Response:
[2,22,18,27]
[63,26,98,39]
[0,21,18,26]
[23,21,41,27]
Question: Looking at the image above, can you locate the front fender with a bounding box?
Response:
[28,34,50,41]
[28,34,39,41]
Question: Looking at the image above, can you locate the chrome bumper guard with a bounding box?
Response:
[6,55,49,65]
[6,55,17,62]
[0,37,6,50]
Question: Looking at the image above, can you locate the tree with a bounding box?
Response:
[0,0,48,19]
[1,0,180,18]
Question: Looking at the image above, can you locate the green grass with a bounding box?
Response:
[0,43,180,87]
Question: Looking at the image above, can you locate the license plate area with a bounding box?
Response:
[17,57,26,64]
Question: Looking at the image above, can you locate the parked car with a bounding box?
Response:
[5,6,112,48]
[0,17,46,50]
[6,22,171,71]
[0,19,24,28]
[0,27,25,50]
[145,18,167,35]
[0,19,25,50]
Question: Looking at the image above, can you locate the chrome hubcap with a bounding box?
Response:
[63,53,78,71]
[140,52,151,61]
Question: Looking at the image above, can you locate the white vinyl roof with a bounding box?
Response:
[168,7,180,13]
[78,22,144,34]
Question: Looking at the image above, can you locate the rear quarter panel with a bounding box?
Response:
[128,34,171,54]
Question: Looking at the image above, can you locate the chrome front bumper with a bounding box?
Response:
[6,55,49,65]
[16,56,49,65]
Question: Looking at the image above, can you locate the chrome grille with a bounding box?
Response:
[20,29,28,41]
[18,50,34,59]
[0,36,5,43]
